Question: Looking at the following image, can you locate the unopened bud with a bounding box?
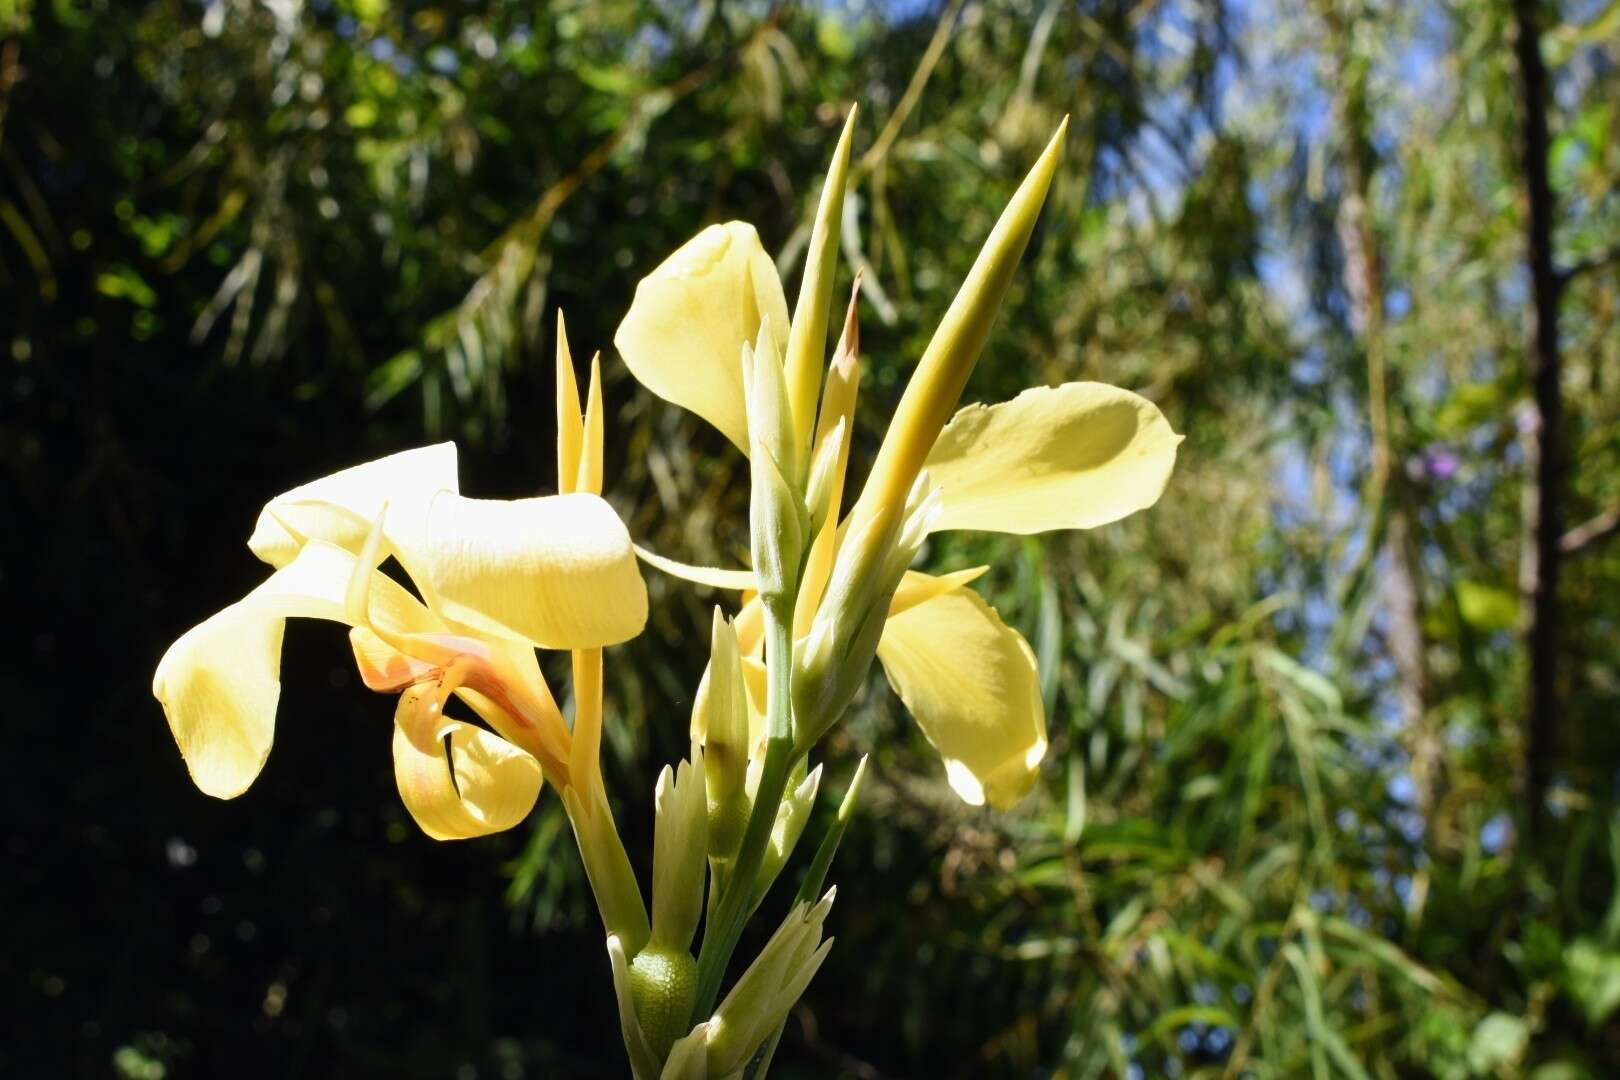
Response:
[700,889,838,1076]
[651,756,708,953]
[744,320,798,486]
[804,416,847,538]
[793,473,940,749]
[751,763,823,911]
[748,427,807,607]
[698,609,750,805]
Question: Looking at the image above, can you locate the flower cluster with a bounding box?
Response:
[153,106,1178,1079]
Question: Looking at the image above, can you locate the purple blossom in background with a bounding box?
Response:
[1422,445,1460,480]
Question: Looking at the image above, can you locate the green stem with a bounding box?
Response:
[690,605,797,1023]
[566,776,651,956]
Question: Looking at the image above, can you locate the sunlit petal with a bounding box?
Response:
[634,543,756,591]
[924,382,1181,534]
[391,685,543,840]
[876,587,1047,809]
[422,492,648,649]
[153,541,397,798]
[887,566,990,618]
[247,443,459,568]
[556,313,585,495]
[614,222,791,454]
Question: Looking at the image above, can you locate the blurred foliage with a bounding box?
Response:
[5,0,1620,1077]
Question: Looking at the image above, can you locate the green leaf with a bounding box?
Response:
[1467,1012,1529,1074]
[1456,580,1519,632]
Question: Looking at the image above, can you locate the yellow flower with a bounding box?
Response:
[616,116,1181,810]
[152,439,648,840]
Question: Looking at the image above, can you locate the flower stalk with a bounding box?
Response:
[154,105,1182,1080]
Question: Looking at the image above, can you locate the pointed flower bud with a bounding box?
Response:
[697,609,754,863]
[745,318,798,485]
[793,472,941,750]
[804,416,847,538]
[746,337,809,607]
[699,609,751,804]
[850,119,1067,529]
[784,104,859,460]
[651,755,708,953]
[751,763,823,911]
[698,889,838,1076]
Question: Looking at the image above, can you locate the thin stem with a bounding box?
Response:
[567,773,651,956]
[690,605,797,1024]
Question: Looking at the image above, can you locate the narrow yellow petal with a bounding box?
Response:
[735,593,766,658]
[888,566,990,618]
[876,587,1047,809]
[577,352,605,496]
[391,686,543,840]
[633,544,756,591]
[153,541,399,798]
[614,222,790,454]
[924,382,1181,534]
[423,492,648,649]
[556,312,584,495]
[247,443,458,568]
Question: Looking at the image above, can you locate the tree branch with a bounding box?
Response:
[1560,504,1620,557]
[1557,242,1620,291]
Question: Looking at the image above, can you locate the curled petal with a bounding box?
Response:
[391,686,543,840]
[154,541,402,798]
[614,222,791,455]
[423,492,648,649]
[924,382,1181,535]
[247,443,459,568]
[876,587,1047,809]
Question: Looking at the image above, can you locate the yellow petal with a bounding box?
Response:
[577,352,605,496]
[888,566,990,617]
[876,587,1047,809]
[924,382,1182,534]
[422,492,648,648]
[247,443,459,568]
[633,543,756,591]
[613,222,790,454]
[556,313,584,495]
[154,541,392,798]
[391,686,543,840]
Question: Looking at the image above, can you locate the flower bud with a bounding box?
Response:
[650,756,708,953]
[850,119,1066,528]
[744,319,798,486]
[750,763,823,911]
[784,104,858,460]
[697,609,750,807]
[804,416,847,539]
[793,473,941,749]
[694,889,838,1076]
[747,409,807,608]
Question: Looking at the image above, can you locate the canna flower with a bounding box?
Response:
[617,114,1181,810]
[152,433,649,841]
